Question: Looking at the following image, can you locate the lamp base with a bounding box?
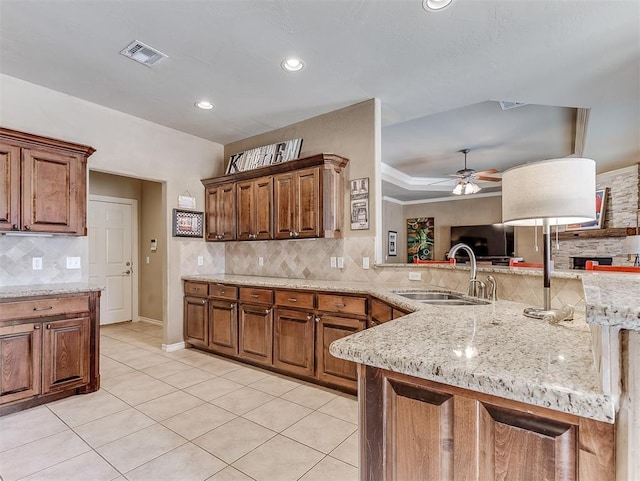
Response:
[523,305,574,322]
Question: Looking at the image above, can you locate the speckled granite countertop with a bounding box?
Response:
[0,283,103,299]
[184,274,614,423]
[582,272,640,329]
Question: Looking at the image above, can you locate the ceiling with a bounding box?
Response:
[1,0,638,202]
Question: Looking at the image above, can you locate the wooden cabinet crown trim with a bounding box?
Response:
[0,127,96,157]
[201,153,348,187]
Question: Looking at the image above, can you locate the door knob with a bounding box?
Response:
[126,261,131,266]
[123,270,131,275]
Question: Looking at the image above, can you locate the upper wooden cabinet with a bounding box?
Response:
[0,128,95,235]
[202,153,348,242]
[237,176,273,241]
[205,182,236,241]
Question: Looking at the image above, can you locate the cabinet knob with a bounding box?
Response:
[315,316,321,323]
[33,324,41,330]
[12,224,19,231]
[264,309,271,314]
[294,232,299,238]
[306,314,312,320]
[231,303,237,308]
[46,324,52,329]
[23,225,30,231]
[289,231,294,237]
[334,303,346,308]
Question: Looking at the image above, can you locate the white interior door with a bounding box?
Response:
[89,197,136,325]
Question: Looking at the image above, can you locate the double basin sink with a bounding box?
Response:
[392,290,490,306]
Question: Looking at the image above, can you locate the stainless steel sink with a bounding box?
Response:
[392,290,490,306]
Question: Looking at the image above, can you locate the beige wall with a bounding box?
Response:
[402,195,503,260]
[90,171,142,200]
[383,199,405,263]
[224,99,378,237]
[140,181,165,321]
[1,74,224,345]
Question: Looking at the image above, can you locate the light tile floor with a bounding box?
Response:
[0,322,359,481]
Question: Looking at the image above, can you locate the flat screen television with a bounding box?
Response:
[450,224,515,261]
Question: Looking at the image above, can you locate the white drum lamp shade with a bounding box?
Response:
[502,158,596,226]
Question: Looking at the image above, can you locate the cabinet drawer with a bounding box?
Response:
[275,290,315,309]
[0,296,90,322]
[317,294,367,317]
[210,284,238,300]
[184,281,208,297]
[239,287,273,305]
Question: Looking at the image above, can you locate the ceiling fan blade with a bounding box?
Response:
[476,175,502,182]
[448,173,465,178]
[474,168,499,175]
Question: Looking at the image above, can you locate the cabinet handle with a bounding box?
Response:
[306,314,312,320]
[33,324,41,330]
[46,324,51,329]
[315,316,321,323]
[33,306,53,311]
[23,225,30,231]
[193,287,200,291]
[198,300,207,305]
[288,298,298,302]
[264,309,271,314]
[12,224,19,230]
[289,231,294,237]
[294,232,299,238]
[334,303,346,308]
[231,303,237,308]
[219,290,225,295]
[251,294,259,298]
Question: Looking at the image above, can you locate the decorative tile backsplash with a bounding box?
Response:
[0,236,88,286]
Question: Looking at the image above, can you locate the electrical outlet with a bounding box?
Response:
[259,256,264,266]
[32,257,43,270]
[337,257,344,269]
[146,256,150,264]
[330,257,337,268]
[66,257,81,269]
[362,257,370,269]
[409,272,422,281]
[197,256,204,266]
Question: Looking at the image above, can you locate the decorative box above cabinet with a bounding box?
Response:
[0,128,95,235]
[201,153,348,242]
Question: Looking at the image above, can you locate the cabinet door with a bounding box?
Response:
[0,323,42,405]
[273,172,296,239]
[184,296,208,347]
[254,176,273,240]
[295,167,320,238]
[209,299,238,356]
[316,314,365,390]
[206,183,236,241]
[43,317,90,393]
[0,142,21,232]
[238,304,273,366]
[21,148,83,234]
[273,308,315,377]
[236,180,254,241]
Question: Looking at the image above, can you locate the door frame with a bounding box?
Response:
[88,194,139,323]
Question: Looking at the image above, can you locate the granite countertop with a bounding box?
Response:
[0,282,104,299]
[184,274,614,423]
[582,272,640,329]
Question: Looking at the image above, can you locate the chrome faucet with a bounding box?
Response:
[447,243,483,297]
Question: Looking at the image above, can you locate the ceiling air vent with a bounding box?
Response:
[498,101,527,110]
[119,40,167,67]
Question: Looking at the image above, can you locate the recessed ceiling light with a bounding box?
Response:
[281,58,305,72]
[422,0,454,11]
[195,100,214,110]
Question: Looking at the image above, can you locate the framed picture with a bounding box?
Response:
[407,217,434,263]
[566,188,608,231]
[350,177,370,230]
[388,231,398,256]
[172,209,204,238]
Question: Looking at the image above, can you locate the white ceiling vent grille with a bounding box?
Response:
[498,101,527,110]
[120,40,167,67]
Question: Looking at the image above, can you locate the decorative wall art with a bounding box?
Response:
[566,188,608,231]
[172,209,204,238]
[407,217,435,263]
[350,177,370,230]
[225,138,303,174]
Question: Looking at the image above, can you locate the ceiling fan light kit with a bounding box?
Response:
[450,148,498,195]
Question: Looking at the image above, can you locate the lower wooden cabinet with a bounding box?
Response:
[273,308,315,377]
[316,314,366,390]
[209,299,238,356]
[183,295,208,348]
[0,323,42,404]
[0,291,100,415]
[360,366,615,481]
[43,317,90,394]
[238,303,273,366]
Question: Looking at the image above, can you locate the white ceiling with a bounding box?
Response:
[1,0,638,201]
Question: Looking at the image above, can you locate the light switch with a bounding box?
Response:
[337,257,344,269]
[330,257,337,268]
[409,272,422,281]
[362,257,370,269]
[259,256,264,266]
[197,256,204,266]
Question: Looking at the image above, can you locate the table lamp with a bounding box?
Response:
[502,158,596,319]
[622,210,640,266]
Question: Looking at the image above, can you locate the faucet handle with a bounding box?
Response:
[486,275,497,301]
[468,279,486,298]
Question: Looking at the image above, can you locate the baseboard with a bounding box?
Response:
[136,316,162,326]
[162,341,186,352]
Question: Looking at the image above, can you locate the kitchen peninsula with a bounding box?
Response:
[185,266,639,480]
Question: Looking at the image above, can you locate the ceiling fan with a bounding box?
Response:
[450,149,501,195]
